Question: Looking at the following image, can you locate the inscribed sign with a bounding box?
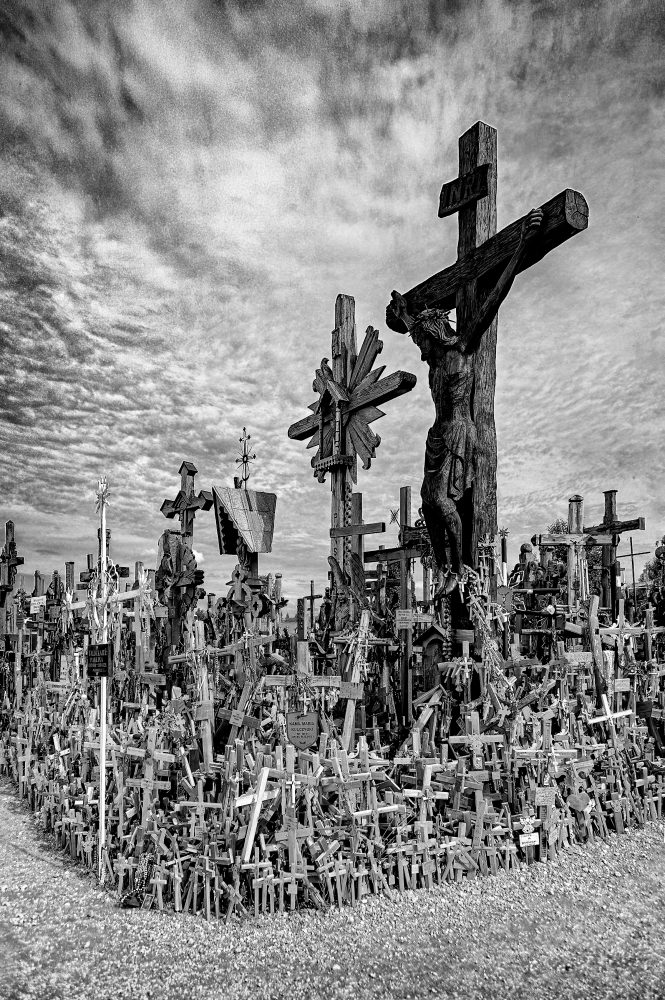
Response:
[87,643,112,678]
[286,711,319,750]
[534,786,556,808]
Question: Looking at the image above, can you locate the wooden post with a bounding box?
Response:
[400,487,412,723]
[330,294,357,577]
[309,581,317,633]
[422,561,431,612]
[456,122,498,569]
[351,493,364,567]
[134,561,144,672]
[567,494,585,609]
[15,611,23,710]
[98,478,108,883]
[602,490,617,618]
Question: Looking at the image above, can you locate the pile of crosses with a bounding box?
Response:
[2,464,665,922]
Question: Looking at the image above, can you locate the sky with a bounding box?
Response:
[1,0,664,606]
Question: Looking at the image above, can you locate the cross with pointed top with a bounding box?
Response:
[160,461,213,544]
[235,428,256,490]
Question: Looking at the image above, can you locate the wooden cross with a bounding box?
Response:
[583,489,646,615]
[448,710,504,771]
[0,520,24,636]
[589,693,632,749]
[599,599,648,663]
[288,296,416,581]
[301,581,322,635]
[365,486,417,720]
[149,861,168,911]
[386,121,588,575]
[160,461,213,544]
[329,491,385,619]
[532,495,615,610]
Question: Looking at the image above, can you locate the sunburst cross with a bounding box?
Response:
[288,294,416,578]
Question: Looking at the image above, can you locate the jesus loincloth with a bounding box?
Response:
[423,420,476,503]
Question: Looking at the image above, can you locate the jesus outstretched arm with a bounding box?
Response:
[462,207,543,354]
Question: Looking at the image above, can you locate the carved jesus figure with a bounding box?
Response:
[387,208,543,595]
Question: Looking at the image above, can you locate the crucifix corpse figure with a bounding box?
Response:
[388,207,543,597]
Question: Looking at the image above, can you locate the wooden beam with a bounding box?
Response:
[364,546,420,563]
[287,370,417,441]
[386,189,588,331]
[531,532,614,547]
[583,517,645,534]
[330,521,386,538]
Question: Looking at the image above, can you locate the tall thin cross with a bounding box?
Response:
[0,521,24,636]
[288,294,416,582]
[386,121,588,583]
[235,429,256,490]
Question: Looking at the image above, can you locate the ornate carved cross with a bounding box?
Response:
[288,294,416,579]
[160,461,213,545]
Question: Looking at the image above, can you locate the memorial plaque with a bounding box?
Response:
[142,672,166,687]
[340,681,364,700]
[395,610,434,630]
[195,701,215,723]
[534,786,556,808]
[286,711,319,750]
[229,709,245,728]
[614,677,631,692]
[519,831,540,847]
[87,642,112,678]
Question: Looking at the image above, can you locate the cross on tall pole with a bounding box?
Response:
[386,121,588,590]
[288,293,416,591]
[0,520,24,637]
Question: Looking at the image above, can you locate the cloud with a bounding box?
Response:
[0,0,664,594]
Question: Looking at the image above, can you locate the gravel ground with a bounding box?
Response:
[1,777,665,1000]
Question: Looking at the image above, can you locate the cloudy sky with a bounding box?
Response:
[1,0,664,605]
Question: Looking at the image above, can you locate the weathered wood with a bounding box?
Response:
[364,546,421,563]
[439,162,490,218]
[287,370,417,442]
[386,188,588,328]
[458,123,498,568]
[532,532,614,547]
[399,487,413,723]
[330,521,386,538]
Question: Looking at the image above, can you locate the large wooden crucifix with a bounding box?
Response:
[288,294,416,598]
[386,121,588,598]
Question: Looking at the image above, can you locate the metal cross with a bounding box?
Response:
[236,428,256,489]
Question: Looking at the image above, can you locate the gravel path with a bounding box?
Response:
[1,777,665,1000]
